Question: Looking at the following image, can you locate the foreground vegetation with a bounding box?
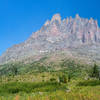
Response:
[0,58,100,100]
[0,78,100,100]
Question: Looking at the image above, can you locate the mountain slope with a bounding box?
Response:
[0,14,100,65]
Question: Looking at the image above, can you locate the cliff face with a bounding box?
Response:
[0,14,100,64]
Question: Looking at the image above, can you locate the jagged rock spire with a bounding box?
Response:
[89,17,94,23]
[44,20,50,26]
[76,14,80,19]
[66,18,69,24]
[0,13,100,65]
[95,20,98,26]
[51,13,61,23]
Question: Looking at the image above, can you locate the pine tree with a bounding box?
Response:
[91,63,100,79]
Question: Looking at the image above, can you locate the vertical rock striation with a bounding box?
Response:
[0,13,100,64]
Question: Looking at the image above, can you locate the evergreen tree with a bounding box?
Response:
[91,63,100,80]
[12,64,18,75]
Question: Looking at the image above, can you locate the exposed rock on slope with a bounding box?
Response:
[0,14,100,64]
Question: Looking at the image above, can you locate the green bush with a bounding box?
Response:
[59,75,67,83]
[89,64,100,80]
[50,78,56,82]
[0,81,66,94]
[77,80,100,86]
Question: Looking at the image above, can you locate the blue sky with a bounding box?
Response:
[0,0,100,55]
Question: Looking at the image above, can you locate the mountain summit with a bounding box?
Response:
[0,14,100,64]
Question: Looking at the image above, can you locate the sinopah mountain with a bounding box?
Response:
[0,14,100,64]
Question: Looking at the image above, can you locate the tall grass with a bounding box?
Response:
[1,90,100,100]
[0,81,66,94]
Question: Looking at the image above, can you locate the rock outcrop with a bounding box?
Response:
[0,13,100,64]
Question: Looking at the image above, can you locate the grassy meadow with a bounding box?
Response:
[0,58,100,100]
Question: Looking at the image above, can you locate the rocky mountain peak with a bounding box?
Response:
[75,14,80,19]
[0,13,100,65]
[66,18,69,24]
[51,13,61,23]
[44,20,50,26]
